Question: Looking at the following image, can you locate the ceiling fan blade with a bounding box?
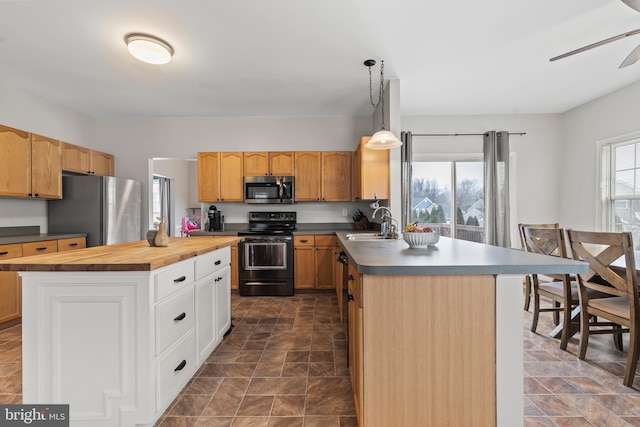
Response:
[622,0,640,13]
[620,42,640,67]
[550,28,640,62]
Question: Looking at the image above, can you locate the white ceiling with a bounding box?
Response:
[1,0,640,118]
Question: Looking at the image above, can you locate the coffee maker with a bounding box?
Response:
[207,205,222,231]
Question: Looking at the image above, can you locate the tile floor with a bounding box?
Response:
[4,293,640,426]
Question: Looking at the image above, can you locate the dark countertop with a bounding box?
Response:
[336,232,588,276]
[0,233,87,246]
[188,222,375,237]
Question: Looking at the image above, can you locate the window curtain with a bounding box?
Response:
[400,131,413,231]
[483,131,510,247]
[157,176,175,237]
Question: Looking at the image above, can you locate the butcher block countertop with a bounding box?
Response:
[0,236,241,272]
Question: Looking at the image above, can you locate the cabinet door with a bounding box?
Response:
[322,152,352,201]
[315,237,336,290]
[0,125,31,197]
[294,238,315,289]
[357,136,389,200]
[294,151,321,201]
[353,143,363,201]
[220,152,244,202]
[215,266,231,339]
[61,142,91,174]
[57,237,87,252]
[269,152,294,176]
[348,266,364,426]
[90,150,114,176]
[230,244,239,290]
[198,152,220,202]
[31,134,62,199]
[244,152,269,176]
[195,276,216,363]
[0,243,23,326]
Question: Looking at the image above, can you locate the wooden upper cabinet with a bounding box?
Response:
[198,152,221,202]
[243,152,269,176]
[61,142,90,174]
[322,151,352,201]
[31,134,62,199]
[62,143,114,176]
[244,151,294,176]
[0,125,31,198]
[220,152,244,201]
[294,151,321,201]
[90,150,114,176]
[353,136,389,201]
[269,152,294,176]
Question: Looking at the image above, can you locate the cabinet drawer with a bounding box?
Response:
[155,261,195,302]
[195,247,230,281]
[57,237,86,252]
[156,286,195,355]
[294,235,315,247]
[0,244,22,260]
[315,235,336,246]
[156,331,195,411]
[22,240,57,257]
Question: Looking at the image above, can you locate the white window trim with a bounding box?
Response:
[596,130,640,231]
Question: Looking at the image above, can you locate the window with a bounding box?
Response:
[410,159,484,243]
[605,139,640,243]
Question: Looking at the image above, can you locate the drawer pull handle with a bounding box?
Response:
[174,360,187,371]
[300,239,308,243]
[0,251,8,256]
[174,312,186,321]
[173,276,187,283]
[69,243,78,247]
[36,247,47,251]
[215,260,222,265]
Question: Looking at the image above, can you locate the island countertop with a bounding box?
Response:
[336,232,588,276]
[0,236,241,272]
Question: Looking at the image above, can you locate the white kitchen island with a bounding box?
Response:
[0,236,240,427]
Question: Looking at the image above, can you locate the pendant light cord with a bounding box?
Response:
[368,60,386,131]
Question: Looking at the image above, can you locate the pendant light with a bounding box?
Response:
[125,33,174,65]
[364,59,402,150]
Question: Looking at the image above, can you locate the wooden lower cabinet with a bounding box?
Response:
[0,237,86,329]
[294,235,336,290]
[347,264,363,426]
[230,243,239,290]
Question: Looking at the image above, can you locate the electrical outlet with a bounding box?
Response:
[342,208,348,216]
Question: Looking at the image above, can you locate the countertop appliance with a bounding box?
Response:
[244,176,294,204]
[238,211,296,296]
[47,175,142,247]
[207,205,222,231]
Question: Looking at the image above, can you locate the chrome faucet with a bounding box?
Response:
[372,205,398,239]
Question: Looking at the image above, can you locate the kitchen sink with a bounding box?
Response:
[345,233,394,241]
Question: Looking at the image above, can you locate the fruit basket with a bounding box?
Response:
[403,224,439,248]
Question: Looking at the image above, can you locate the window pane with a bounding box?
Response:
[455,162,485,243]
[611,198,640,249]
[615,170,635,196]
[615,144,635,171]
[411,162,451,230]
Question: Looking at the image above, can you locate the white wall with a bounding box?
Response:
[560,80,640,230]
[401,114,563,231]
[0,79,96,232]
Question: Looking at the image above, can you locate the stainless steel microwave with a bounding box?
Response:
[244,176,295,204]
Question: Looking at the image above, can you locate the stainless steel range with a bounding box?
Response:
[238,211,296,296]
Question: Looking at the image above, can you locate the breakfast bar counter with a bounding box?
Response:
[335,233,587,427]
[0,236,241,427]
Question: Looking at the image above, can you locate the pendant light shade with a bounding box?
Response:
[363,59,401,150]
[125,33,174,65]
[368,130,403,149]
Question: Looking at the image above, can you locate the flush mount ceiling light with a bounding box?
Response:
[364,59,402,150]
[124,33,174,65]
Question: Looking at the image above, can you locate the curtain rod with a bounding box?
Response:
[409,132,526,137]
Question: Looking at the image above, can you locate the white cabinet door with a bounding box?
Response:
[195,275,217,364]
[215,266,231,339]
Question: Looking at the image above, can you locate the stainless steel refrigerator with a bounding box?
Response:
[48,175,142,247]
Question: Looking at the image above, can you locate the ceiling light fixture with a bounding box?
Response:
[364,59,402,150]
[125,33,174,65]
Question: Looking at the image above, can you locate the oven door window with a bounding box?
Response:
[243,242,288,270]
